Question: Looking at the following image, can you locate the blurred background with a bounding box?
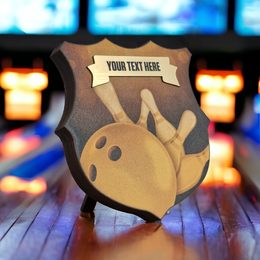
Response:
[0,0,259,194]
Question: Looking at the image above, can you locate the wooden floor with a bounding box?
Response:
[1,160,260,260]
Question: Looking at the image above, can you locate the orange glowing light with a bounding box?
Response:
[202,166,241,187]
[0,68,48,121]
[196,74,213,92]
[201,132,240,187]
[212,75,224,90]
[0,176,47,194]
[0,135,41,158]
[209,132,234,167]
[1,136,27,157]
[0,176,23,193]
[0,68,48,90]
[224,75,243,93]
[203,165,225,186]
[201,92,235,123]
[27,178,47,194]
[196,70,243,93]
[5,90,42,120]
[213,167,224,185]
[223,167,241,186]
[201,162,215,186]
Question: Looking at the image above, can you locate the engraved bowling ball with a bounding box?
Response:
[80,123,177,219]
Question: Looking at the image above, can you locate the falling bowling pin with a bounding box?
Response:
[177,145,210,194]
[94,82,150,128]
[137,101,150,129]
[141,89,177,144]
[94,81,132,123]
[165,110,197,172]
[94,81,150,128]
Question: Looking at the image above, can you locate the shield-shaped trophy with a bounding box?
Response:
[51,40,210,222]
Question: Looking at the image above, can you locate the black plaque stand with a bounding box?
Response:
[80,195,97,218]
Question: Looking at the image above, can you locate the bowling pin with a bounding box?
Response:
[177,145,210,194]
[136,100,150,129]
[94,81,132,123]
[141,89,177,144]
[165,110,197,172]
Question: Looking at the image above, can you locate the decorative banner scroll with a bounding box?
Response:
[88,55,180,87]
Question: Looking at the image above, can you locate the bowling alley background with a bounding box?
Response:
[0,1,259,196]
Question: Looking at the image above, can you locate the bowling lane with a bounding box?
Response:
[0,93,65,197]
[0,93,64,176]
[233,96,260,199]
[234,134,260,198]
[0,93,64,167]
[0,157,259,260]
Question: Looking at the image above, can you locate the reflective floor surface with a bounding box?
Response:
[0,160,259,260]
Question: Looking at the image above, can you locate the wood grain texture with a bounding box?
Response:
[0,159,259,260]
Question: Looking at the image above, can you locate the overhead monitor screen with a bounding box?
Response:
[88,0,227,35]
[235,0,260,35]
[0,0,79,34]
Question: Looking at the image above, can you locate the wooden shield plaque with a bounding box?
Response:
[51,40,210,222]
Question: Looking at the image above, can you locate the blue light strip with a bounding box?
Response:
[0,0,79,34]
[7,144,64,180]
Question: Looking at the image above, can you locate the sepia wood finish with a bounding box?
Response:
[51,40,210,221]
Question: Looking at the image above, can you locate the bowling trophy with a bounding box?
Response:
[51,40,210,222]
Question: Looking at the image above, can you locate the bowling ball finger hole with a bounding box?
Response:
[108,146,122,161]
[88,164,97,182]
[95,136,107,149]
